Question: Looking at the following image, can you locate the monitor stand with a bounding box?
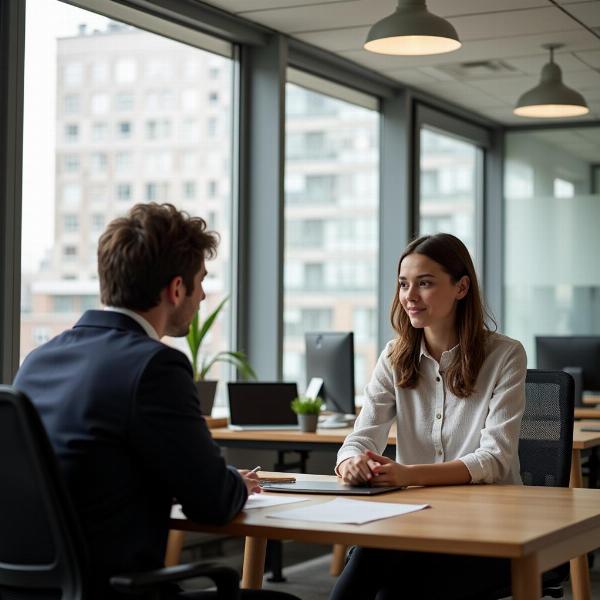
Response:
[319,412,355,429]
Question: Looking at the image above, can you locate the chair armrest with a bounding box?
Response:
[110,561,240,599]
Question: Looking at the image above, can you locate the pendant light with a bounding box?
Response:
[514,44,589,118]
[364,0,461,56]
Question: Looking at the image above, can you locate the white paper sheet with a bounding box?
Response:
[170,494,307,520]
[244,494,308,510]
[265,498,429,524]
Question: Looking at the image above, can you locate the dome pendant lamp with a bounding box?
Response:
[364,0,461,56]
[514,44,589,118]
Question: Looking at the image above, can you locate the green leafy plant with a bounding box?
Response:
[186,296,257,382]
[291,396,323,415]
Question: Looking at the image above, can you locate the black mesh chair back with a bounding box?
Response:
[0,385,89,600]
[519,369,575,488]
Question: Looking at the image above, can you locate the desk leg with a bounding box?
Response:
[569,449,591,600]
[242,536,267,590]
[570,449,583,488]
[511,555,540,600]
[330,544,347,576]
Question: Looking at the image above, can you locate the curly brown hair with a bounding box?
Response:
[388,233,495,398]
[98,203,219,311]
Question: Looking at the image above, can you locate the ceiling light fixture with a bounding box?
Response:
[364,0,461,56]
[514,44,589,118]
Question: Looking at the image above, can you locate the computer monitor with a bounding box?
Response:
[536,336,600,406]
[305,332,355,429]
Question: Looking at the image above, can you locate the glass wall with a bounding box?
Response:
[504,127,600,363]
[419,127,482,269]
[283,81,379,395]
[21,1,234,388]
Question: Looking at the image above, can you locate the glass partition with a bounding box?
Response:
[504,127,600,363]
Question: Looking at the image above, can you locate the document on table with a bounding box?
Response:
[266,498,430,525]
[171,494,307,519]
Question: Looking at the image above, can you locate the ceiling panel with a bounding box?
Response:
[200,0,600,125]
[560,2,600,26]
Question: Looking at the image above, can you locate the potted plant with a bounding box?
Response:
[186,296,257,416]
[291,396,323,433]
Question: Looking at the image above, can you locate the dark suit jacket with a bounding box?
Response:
[14,310,247,598]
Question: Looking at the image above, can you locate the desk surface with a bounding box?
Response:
[171,472,600,563]
[211,424,600,451]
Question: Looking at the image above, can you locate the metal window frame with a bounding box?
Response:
[0,0,25,383]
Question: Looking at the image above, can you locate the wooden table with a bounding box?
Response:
[170,472,600,600]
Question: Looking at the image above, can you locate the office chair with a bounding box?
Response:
[490,368,575,600]
[0,385,240,600]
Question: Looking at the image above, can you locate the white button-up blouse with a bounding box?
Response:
[336,332,527,484]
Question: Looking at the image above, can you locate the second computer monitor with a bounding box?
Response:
[305,332,355,426]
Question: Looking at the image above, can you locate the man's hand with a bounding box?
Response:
[365,450,411,487]
[338,454,381,485]
[238,469,262,494]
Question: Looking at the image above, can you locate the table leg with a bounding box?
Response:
[242,536,267,589]
[571,554,592,600]
[570,449,583,488]
[511,555,540,600]
[164,530,185,567]
[330,544,347,576]
[569,448,591,600]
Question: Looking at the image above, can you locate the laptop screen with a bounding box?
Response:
[228,382,298,426]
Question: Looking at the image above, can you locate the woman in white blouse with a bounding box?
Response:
[330,233,527,600]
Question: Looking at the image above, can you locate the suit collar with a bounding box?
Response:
[75,310,148,336]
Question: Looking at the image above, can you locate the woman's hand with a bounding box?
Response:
[238,469,262,494]
[338,454,381,485]
[365,450,411,487]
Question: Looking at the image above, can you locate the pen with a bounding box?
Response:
[249,465,262,474]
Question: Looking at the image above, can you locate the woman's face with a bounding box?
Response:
[398,253,469,331]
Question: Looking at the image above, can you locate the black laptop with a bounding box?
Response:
[227,382,299,430]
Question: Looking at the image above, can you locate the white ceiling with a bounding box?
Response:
[202,0,600,126]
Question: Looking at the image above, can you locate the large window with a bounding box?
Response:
[504,128,600,363]
[21,1,235,393]
[283,79,379,396]
[419,127,482,268]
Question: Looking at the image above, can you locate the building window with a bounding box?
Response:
[63,245,78,260]
[64,94,80,114]
[63,62,83,85]
[182,90,199,111]
[91,93,110,114]
[32,327,51,346]
[115,151,132,173]
[207,180,218,198]
[91,61,109,83]
[116,183,132,201]
[63,214,79,232]
[63,154,80,172]
[62,183,81,207]
[145,182,168,202]
[146,119,171,140]
[115,58,136,83]
[90,152,108,173]
[207,117,217,137]
[115,92,134,111]
[53,295,76,313]
[117,121,132,139]
[92,122,109,142]
[65,124,79,142]
[91,214,105,232]
[183,181,196,199]
[208,91,219,105]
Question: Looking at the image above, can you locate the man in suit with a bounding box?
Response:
[14,203,294,599]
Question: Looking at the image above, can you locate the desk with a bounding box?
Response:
[170,472,600,600]
[582,394,600,406]
[575,407,600,419]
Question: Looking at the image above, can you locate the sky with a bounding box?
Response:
[22,0,111,272]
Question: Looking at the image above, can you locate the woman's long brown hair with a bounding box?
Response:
[388,233,495,398]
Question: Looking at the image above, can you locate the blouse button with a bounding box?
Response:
[436,413,442,419]
[436,376,441,382]
[437,450,443,456]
